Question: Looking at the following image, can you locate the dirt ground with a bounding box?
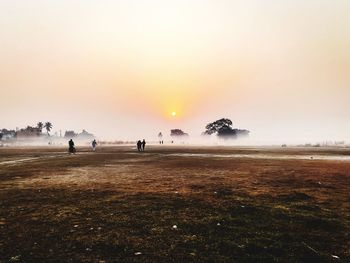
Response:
[0,145,349,262]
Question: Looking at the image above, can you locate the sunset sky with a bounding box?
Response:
[1,0,350,142]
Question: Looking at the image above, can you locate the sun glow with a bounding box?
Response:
[171,111,177,117]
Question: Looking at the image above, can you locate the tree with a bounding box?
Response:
[64,130,77,138]
[44,122,53,136]
[203,118,233,135]
[203,118,249,139]
[37,122,43,132]
[170,129,189,137]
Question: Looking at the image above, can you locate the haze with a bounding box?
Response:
[1,0,350,142]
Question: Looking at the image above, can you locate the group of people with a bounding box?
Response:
[68,139,97,154]
[137,139,146,152]
[68,138,147,153]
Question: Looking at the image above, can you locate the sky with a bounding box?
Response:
[1,0,350,142]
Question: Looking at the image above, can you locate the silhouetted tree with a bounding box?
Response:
[44,122,53,136]
[170,129,189,137]
[64,130,77,138]
[203,118,249,139]
[16,126,41,137]
[1,129,16,139]
[79,129,95,139]
[37,122,43,133]
[203,118,233,135]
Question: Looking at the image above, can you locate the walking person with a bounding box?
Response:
[137,140,142,152]
[92,139,97,151]
[68,139,76,154]
[141,139,146,151]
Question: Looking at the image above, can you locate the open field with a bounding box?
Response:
[0,146,350,262]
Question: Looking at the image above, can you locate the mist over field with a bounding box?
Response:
[2,2,350,262]
[1,0,350,143]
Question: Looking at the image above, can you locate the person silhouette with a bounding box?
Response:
[92,139,97,151]
[137,140,142,152]
[158,132,163,144]
[68,139,76,154]
[141,139,146,151]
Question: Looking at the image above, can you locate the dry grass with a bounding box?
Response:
[0,146,349,262]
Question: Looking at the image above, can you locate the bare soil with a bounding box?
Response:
[0,146,349,262]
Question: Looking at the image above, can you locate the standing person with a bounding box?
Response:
[158,132,163,144]
[141,139,146,151]
[92,139,97,151]
[68,139,76,154]
[137,140,142,152]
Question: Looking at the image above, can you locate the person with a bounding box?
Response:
[141,139,146,151]
[158,132,163,144]
[68,139,76,154]
[92,139,97,151]
[137,140,142,152]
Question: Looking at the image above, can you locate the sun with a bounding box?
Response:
[171,111,177,117]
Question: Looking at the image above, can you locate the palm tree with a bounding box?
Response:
[44,122,53,136]
[37,122,43,133]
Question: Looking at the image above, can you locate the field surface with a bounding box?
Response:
[0,146,350,262]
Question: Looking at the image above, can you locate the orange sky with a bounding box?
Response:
[1,1,350,141]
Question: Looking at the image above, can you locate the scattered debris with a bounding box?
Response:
[302,242,319,255]
[134,252,142,256]
[331,255,340,259]
[217,223,221,226]
[86,248,92,251]
[9,255,21,262]
[172,225,178,229]
[73,225,79,228]
[189,252,196,256]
